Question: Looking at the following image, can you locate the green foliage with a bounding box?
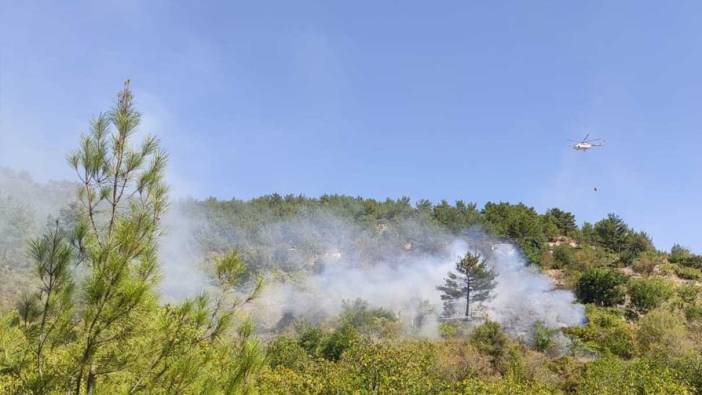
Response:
[438,251,496,317]
[631,251,662,275]
[552,245,577,269]
[532,321,557,353]
[267,336,310,370]
[637,308,687,355]
[545,208,578,237]
[674,265,702,280]
[259,339,441,394]
[0,83,264,394]
[580,222,596,244]
[320,324,357,361]
[593,214,630,253]
[576,268,626,306]
[578,357,692,394]
[439,321,460,339]
[621,231,654,265]
[483,202,546,263]
[679,254,702,270]
[297,324,324,356]
[629,278,674,313]
[566,306,637,358]
[337,299,397,336]
[2,83,702,394]
[432,199,481,233]
[470,321,519,374]
[294,320,360,362]
[589,214,653,265]
[670,244,692,263]
[337,339,439,393]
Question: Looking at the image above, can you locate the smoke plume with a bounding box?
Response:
[161,201,586,338]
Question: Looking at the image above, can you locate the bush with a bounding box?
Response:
[565,306,637,358]
[470,321,521,374]
[439,321,460,339]
[553,245,577,269]
[677,284,700,304]
[637,308,687,355]
[338,340,440,393]
[337,299,398,337]
[435,340,493,381]
[620,231,654,265]
[297,324,324,356]
[532,321,556,353]
[681,255,702,270]
[674,265,702,281]
[320,324,357,361]
[629,278,674,313]
[631,252,663,275]
[471,321,510,360]
[267,336,310,370]
[578,357,692,394]
[670,244,692,263]
[575,268,626,306]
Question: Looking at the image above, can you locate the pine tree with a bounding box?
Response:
[437,251,496,318]
[1,81,264,394]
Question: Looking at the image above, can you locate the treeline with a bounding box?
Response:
[187,193,662,266]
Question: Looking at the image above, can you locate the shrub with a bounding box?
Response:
[336,340,440,393]
[297,324,324,356]
[532,321,556,353]
[320,324,357,361]
[620,231,655,265]
[539,249,555,269]
[629,278,674,313]
[575,268,626,306]
[681,255,702,270]
[471,321,510,360]
[684,305,702,322]
[337,299,399,338]
[631,252,663,275]
[670,244,692,263]
[267,336,310,370]
[674,265,702,281]
[578,357,692,394]
[637,308,687,355]
[435,340,493,381]
[553,245,577,269]
[565,306,636,358]
[677,284,700,304]
[470,321,520,374]
[439,321,460,339]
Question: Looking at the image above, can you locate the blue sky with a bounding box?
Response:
[1,1,701,252]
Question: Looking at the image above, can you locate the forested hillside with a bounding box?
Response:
[1,84,701,394]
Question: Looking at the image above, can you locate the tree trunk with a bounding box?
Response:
[86,363,97,395]
[465,279,471,318]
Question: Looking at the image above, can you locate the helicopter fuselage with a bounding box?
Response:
[574,142,592,151]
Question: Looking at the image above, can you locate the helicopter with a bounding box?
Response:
[570,133,604,151]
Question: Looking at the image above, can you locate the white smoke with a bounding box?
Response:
[484,243,585,336]
[0,168,76,306]
[159,203,586,338]
[158,202,213,302]
[0,168,585,338]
